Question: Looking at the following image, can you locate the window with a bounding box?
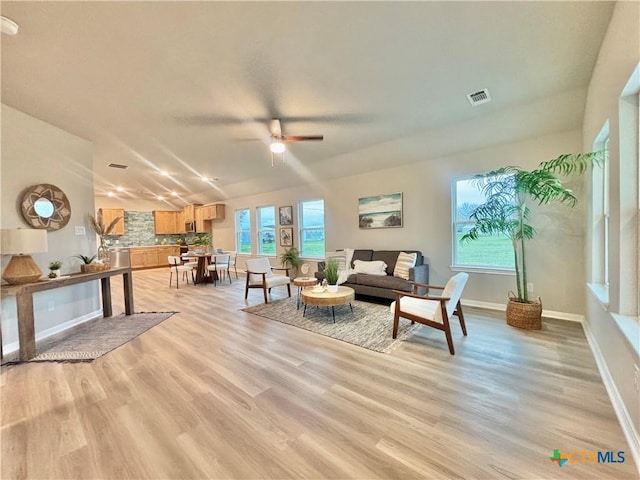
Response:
[235,208,252,254]
[592,123,609,287]
[299,199,325,258]
[256,205,276,255]
[452,178,514,270]
[603,137,610,285]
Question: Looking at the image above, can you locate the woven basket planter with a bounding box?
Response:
[506,296,542,330]
[81,263,111,274]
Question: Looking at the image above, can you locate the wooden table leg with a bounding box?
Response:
[123,271,134,315]
[16,291,36,361]
[101,277,113,317]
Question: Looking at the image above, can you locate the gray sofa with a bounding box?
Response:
[315,249,429,300]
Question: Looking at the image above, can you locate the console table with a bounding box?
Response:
[1,267,134,361]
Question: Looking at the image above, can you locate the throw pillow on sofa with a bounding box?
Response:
[325,251,347,271]
[393,251,417,280]
[353,259,388,276]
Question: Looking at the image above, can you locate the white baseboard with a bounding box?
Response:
[461,299,584,323]
[582,319,640,474]
[3,309,103,356]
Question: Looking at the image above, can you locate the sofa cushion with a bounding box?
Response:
[356,273,412,291]
[372,251,401,275]
[353,260,387,275]
[325,251,347,271]
[351,249,373,268]
[393,251,417,280]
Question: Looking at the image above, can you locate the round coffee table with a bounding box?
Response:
[301,286,355,323]
[292,277,318,310]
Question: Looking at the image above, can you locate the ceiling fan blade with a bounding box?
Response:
[270,118,282,137]
[282,135,324,142]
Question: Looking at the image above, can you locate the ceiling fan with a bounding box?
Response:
[268,118,323,165]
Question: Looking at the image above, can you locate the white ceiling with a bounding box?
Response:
[1,1,613,205]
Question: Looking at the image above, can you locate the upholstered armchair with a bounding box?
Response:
[390,272,469,355]
[244,257,291,303]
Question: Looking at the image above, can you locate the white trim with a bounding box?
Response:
[582,319,640,475]
[461,299,584,322]
[451,265,515,276]
[611,313,640,357]
[2,309,103,355]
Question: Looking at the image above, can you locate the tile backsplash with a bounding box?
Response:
[104,211,202,247]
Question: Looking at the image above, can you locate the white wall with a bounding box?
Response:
[1,104,101,353]
[582,0,640,462]
[216,129,584,314]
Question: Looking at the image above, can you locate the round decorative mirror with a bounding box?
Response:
[34,198,55,218]
[20,183,71,230]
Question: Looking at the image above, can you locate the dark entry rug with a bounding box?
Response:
[243,298,419,353]
[5,311,176,364]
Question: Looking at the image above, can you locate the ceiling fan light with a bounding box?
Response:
[270,141,285,154]
[1,16,19,36]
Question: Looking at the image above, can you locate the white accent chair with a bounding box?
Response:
[168,255,194,289]
[245,257,291,304]
[207,253,231,285]
[390,272,469,355]
[227,251,238,279]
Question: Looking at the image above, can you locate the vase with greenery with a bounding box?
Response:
[460,152,603,329]
[190,234,212,251]
[74,254,99,273]
[88,212,121,262]
[48,260,62,279]
[279,247,301,277]
[324,258,339,291]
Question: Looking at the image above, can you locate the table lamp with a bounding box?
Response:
[1,229,48,285]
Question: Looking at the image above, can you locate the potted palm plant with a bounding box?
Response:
[460,152,603,329]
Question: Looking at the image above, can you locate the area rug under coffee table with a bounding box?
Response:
[243,298,419,353]
[6,311,176,364]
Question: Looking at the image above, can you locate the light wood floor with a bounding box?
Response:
[1,268,637,479]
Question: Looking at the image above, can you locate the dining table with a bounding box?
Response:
[181,253,217,284]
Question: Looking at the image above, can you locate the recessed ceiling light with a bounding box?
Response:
[171,191,178,197]
[116,186,124,192]
[160,170,169,176]
[157,195,164,200]
[201,176,209,182]
[107,192,114,197]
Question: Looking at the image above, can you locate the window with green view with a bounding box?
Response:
[257,205,276,256]
[299,199,325,258]
[235,208,252,254]
[453,178,514,269]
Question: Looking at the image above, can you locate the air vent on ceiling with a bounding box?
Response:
[107,163,129,169]
[466,88,491,106]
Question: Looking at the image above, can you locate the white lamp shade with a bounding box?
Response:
[1,229,48,255]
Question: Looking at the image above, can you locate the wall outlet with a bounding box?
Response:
[47,300,55,312]
[527,282,534,292]
[634,365,639,392]
[75,226,85,235]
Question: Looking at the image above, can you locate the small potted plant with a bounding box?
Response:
[75,254,98,273]
[324,258,340,292]
[48,260,62,279]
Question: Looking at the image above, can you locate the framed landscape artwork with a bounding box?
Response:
[280,227,293,247]
[279,206,293,225]
[358,192,403,229]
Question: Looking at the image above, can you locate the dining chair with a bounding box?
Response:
[206,253,231,285]
[245,257,291,303]
[227,251,238,279]
[390,272,469,355]
[168,255,194,288]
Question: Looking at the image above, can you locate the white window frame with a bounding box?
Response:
[256,205,276,256]
[451,176,515,275]
[234,208,252,255]
[298,199,325,259]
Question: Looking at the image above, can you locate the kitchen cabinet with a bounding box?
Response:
[195,206,206,233]
[202,204,225,220]
[153,210,180,234]
[130,246,179,269]
[99,208,125,235]
[182,204,202,223]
